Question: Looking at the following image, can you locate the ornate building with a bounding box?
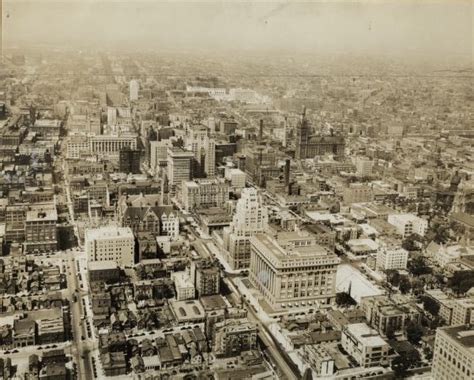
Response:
[295,108,345,160]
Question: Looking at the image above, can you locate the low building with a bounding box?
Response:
[387,213,428,238]
[341,323,390,368]
[361,294,422,337]
[213,318,257,357]
[88,261,120,283]
[13,318,36,348]
[169,300,205,324]
[172,271,195,301]
[101,352,127,377]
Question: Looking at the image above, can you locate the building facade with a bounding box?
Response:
[249,233,340,311]
[85,226,135,267]
[223,188,268,270]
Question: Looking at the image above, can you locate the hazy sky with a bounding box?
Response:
[3,0,473,60]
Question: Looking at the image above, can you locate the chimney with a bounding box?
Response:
[284,158,290,187]
[259,119,263,141]
[238,156,246,172]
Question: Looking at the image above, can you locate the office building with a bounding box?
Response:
[213,318,257,358]
[66,136,91,159]
[150,139,172,169]
[224,167,246,190]
[167,147,194,187]
[172,271,195,301]
[343,183,374,205]
[181,178,229,211]
[295,108,345,160]
[360,294,422,337]
[431,325,473,380]
[85,226,135,268]
[129,80,139,101]
[376,247,409,270]
[119,147,142,174]
[341,323,390,368]
[24,204,58,254]
[90,134,137,157]
[223,188,268,270]
[249,233,340,311]
[388,214,428,237]
[355,157,374,177]
[451,298,474,326]
[194,260,220,297]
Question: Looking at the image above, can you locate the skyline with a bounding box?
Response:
[2,1,473,64]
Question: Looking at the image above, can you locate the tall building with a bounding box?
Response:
[355,157,374,176]
[167,148,194,187]
[85,226,135,267]
[205,136,216,177]
[431,325,473,380]
[150,139,172,170]
[223,188,268,269]
[249,232,340,311]
[129,80,139,101]
[295,108,345,160]
[181,179,229,211]
[451,298,474,326]
[24,204,58,254]
[343,183,374,205]
[119,147,142,174]
[376,247,409,270]
[194,260,220,297]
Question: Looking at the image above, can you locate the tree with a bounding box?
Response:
[402,234,423,251]
[392,349,421,378]
[421,295,440,316]
[399,276,412,294]
[406,321,424,345]
[386,270,401,287]
[408,256,432,276]
[448,270,474,295]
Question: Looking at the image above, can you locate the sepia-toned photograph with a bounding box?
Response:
[0,0,473,379]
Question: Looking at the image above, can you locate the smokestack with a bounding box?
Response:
[284,158,290,186]
[259,119,263,141]
[238,156,246,171]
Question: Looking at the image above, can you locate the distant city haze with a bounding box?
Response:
[3,0,473,64]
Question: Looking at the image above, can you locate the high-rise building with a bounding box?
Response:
[295,108,345,160]
[249,232,340,311]
[129,80,139,101]
[355,157,374,176]
[24,204,58,254]
[194,260,220,297]
[167,147,194,187]
[431,325,473,380]
[181,178,229,211]
[85,226,135,268]
[205,136,216,177]
[150,140,172,170]
[119,147,142,174]
[223,188,268,269]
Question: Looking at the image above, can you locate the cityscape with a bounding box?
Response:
[0,1,473,380]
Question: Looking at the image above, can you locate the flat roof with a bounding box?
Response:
[346,323,388,347]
